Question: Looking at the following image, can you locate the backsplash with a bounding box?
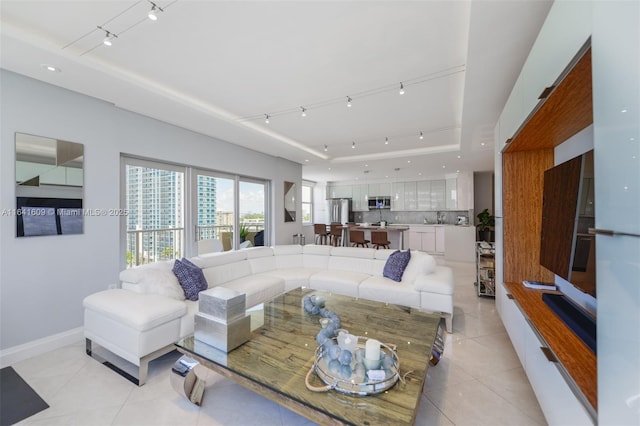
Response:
[357,209,473,226]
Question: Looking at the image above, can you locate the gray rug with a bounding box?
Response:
[0,366,49,425]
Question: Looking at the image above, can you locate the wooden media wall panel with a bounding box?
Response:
[502,149,555,284]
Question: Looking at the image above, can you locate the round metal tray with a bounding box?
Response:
[312,337,399,396]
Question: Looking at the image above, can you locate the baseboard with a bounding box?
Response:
[0,327,84,368]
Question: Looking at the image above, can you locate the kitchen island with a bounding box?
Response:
[341,224,409,249]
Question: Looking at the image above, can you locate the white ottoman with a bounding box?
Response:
[83,289,187,385]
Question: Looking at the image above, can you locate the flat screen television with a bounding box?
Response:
[540,150,595,297]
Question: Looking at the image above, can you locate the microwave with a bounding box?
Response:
[368,197,391,209]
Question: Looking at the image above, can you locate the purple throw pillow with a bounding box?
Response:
[383,249,411,282]
[172,258,208,301]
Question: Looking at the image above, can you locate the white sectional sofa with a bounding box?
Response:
[83,244,454,385]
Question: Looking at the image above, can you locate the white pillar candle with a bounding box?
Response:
[365,339,380,360]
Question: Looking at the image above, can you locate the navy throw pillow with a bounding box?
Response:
[383,249,411,282]
[172,258,208,301]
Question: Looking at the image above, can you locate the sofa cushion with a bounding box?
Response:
[247,247,277,274]
[308,270,369,297]
[328,247,376,275]
[414,266,454,295]
[119,261,185,301]
[401,250,437,284]
[302,245,332,269]
[222,275,285,308]
[358,276,421,308]
[383,249,411,282]
[190,250,247,269]
[201,260,252,288]
[262,268,321,291]
[83,289,186,332]
[172,258,208,301]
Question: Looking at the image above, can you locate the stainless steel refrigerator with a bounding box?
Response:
[328,199,353,224]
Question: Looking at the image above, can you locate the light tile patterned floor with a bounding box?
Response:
[13,259,547,425]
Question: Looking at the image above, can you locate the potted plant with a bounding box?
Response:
[477,208,495,242]
[239,224,249,242]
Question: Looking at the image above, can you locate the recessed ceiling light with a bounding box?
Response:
[41,64,60,73]
[304,159,309,162]
[407,160,411,163]
[457,155,461,159]
[442,165,446,169]
[418,172,422,176]
[456,169,460,173]
[480,142,486,146]
[621,108,628,113]
[364,164,368,167]
[328,167,332,170]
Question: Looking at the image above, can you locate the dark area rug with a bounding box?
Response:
[0,366,49,425]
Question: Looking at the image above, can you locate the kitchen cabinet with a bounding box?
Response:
[391,182,404,211]
[351,184,369,212]
[326,184,352,199]
[445,178,457,209]
[408,225,444,254]
[403,181,417,211]
[430,180,446,209]
[435,226,445,253]
[416,180,431,210]
[368,183,391,197]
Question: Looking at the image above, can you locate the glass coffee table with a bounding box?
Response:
[175,287,441,425]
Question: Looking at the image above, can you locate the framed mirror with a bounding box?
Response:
[15,132,84,237]
[284,181,296,222]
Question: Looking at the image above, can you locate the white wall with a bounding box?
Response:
[0,70,302,351]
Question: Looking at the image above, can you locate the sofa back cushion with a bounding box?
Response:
[328,247,376,274]
[246,247,277,274]
[302,244,331,269]
[273,245,303,269]
[401,250,437,284]
[119,260,185,300]
[190,251,251,288]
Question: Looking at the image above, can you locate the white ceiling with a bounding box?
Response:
[0,0,552,183]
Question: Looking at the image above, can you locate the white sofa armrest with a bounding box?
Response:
[414,266,454,295]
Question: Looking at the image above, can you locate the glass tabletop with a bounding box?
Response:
[176,287,440,425]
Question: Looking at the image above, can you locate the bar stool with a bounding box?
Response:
[330,224,343,246]
[371,231,390,249]
[350,230,370,248]
[314,224,330,245]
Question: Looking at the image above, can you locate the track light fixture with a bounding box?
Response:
[324,145,328,152]
[300,107,307,117]
[148,2,164,21]
[419,131,424,140]
[399,82,405,95]
[346,96,352,108]
[352,141,356,149]
[98,26,117,46]
[385,137,389,145]
[264,114,270,124]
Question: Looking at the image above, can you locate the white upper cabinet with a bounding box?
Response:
[404,181,417,211]
[368,183,391,197]
[417,180,432,210]
[431,180,446,209]
[352,184,369,211]
[498,1,592,145]
[445,178,457,209]
[326,184,352,199]
[391,182,404,211]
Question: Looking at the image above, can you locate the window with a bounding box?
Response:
[302,182,313,224]
[124,158,185,267]
[123,156,270,267]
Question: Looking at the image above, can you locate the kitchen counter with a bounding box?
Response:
[341,225,409,249]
